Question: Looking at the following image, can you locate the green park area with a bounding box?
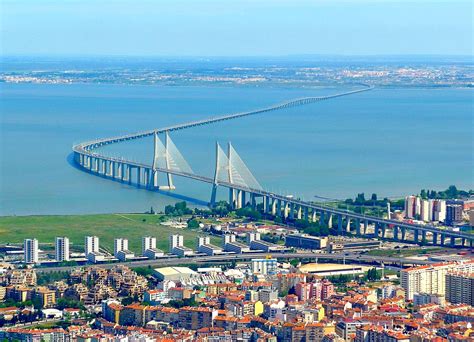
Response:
[366,247,447,257]
[0,213,219,254]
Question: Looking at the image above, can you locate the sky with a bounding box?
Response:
[1,0,472,57]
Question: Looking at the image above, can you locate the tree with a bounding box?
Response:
[420,189,427,199]
[371,193,377,201]
[187,218,200,229]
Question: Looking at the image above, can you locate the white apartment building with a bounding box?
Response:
[252,258,278,275]
[24,238,39,264]
[85,236,99,256]
[401,260,474,300]
[404,196,447,223]
[169,234,184,252]
[445,272,474,306]
[142,236,156,254]
[114,238,129,256]
[55,236,70,262]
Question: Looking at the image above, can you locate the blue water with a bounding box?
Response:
[1,83,472,216]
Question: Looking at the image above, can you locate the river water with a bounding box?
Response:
[1,83,472,215]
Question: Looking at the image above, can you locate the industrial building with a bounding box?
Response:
[247,232,284,253]
[153,266,198,282]
[197,236,222,256]
[222,234,250,254]
[169,234,193,256]
[285,234,328,250]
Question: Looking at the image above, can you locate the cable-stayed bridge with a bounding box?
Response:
[72,85,474,248]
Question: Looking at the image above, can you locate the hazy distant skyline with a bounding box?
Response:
[1,0,472,57]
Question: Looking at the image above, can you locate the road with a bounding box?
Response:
[35,251,435,273]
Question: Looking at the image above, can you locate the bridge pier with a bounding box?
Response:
[374,223,380,238]
[432,232,438,245]
[421,230,427,244]
[413,229,419,244]
[337,215,343,235]
[355,219,361,236]
[272,199,277,216]
[363,220,368,235]
[297,206,302,220]
[440,234,446,246]
[401,227,406,241]
[284,202,290,219]
[346,217,351,234]
[136,167,141,186]
[393,226,399,241]
[303,207,309,221]
[311,211,317,223]
[450,236,456,247]
[289,203,295,220]
[127,165,132,184]
[251,194,256,210]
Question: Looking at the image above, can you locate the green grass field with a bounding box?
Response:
[0,214,219,254]
[366,247,447,257]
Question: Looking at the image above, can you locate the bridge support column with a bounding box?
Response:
[297,206,302,220]
[450,236,456,247]
[303,207,309,221]
[272,199,277,216]
[413,229,419,244]
[250,194,256,210]
[355,219,361,236]
[440,234,446,246]
[328,214,333,229]
[289,203,295,220]
[229,188,236,209]
[136,167,141,186]
[311,211,317,223]
[401,227,406,241]
[337,215,343,235]
[363,220,368,235]
[374,223,380,238]
[127,166,132,184]
[101,159,106,175]
[432,232,438,245]
[238,191,244,209]
[421,231,427,244]
[144,169,150,188]
[320,211,325,225]
[393,226,399,241]
[284,202,290,219]
[346,217,351,234]
[111,162,116,178]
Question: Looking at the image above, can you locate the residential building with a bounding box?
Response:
[445,272,474,306]
[24,239,39,264]
[445,204,463,226]
[55,237,70,262]
[252,258,278,275]
[401,261,474,300]
[84,236,99,256]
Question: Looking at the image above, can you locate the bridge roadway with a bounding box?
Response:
[72,84,474,247]
[73,85,372,154]
[36,251,436,273]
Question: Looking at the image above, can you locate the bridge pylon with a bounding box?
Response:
[209,141,262,208]
[152,131,193,190]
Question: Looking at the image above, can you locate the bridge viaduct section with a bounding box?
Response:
[72,85,474,249]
